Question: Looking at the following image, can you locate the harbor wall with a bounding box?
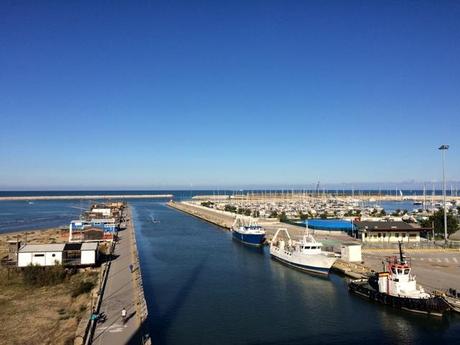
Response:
[128,206,151,345]
[0,194,173,201]
[167,201,349,242]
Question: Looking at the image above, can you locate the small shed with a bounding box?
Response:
[18,244,66,267]
[81,242,99,265]
[341,243,362,262]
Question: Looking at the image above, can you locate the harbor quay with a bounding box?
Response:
[168,200,460,293]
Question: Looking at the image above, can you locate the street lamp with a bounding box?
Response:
[438,144,449,244]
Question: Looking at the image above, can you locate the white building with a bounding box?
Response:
[356,221,428,244]
[81,242,99,265]
[17,242,98,267]
[18,244,65,267]
[91,207,112,217]
[340,243,362,262]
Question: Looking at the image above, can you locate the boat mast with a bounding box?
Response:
[398,241,406,264]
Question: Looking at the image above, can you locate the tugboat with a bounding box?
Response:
[269,227,337,275]
[231,216,266,246]
[348,242,451,316]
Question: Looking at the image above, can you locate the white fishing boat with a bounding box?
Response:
[269,227,337,275]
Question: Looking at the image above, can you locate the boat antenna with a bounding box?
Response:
[398,241,406,264]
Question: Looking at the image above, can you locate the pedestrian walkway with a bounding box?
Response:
[92,214,140,345]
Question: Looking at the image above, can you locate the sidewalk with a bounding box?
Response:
[91,213,140,345]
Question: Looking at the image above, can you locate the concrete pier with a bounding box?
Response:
[90,206,149,345]
[167,201,353,243]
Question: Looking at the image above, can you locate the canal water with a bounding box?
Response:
[132,200,460,345]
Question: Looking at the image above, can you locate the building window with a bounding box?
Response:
[395,233,399,238]
[383,233,386,238]
[409,234,417,238]
[378,233,382,238]
[402,233,406,238]
[33,254,44,257]
[52,254,56,257]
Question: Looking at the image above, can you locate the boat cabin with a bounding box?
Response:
[298,239,322,255]
[375,255,428,298]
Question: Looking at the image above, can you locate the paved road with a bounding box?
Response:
[92,214,139,345]
[363,251,460,292]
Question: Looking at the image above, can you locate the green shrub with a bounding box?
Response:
[22,265,68,287]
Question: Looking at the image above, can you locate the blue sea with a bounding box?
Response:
[0,190,438,234]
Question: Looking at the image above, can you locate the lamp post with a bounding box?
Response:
[438,145,449,244]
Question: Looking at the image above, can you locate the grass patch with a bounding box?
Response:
[71,281,95,298]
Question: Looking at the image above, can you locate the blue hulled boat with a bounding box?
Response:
[231,216,266,246]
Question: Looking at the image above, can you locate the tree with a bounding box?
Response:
[320,213,328,219]
[392,209,401,216]
[278,212,288,222]
[252,210,260,218]
[224,204,237,213]
[379,209,386,217]
[298,212,309,220]
[269,211,278,218]
[420,210,459,236]
[201,201,214,208]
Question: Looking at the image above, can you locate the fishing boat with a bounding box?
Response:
[269,227,337,275]
[348,243,451,316]
[231,216,265,246]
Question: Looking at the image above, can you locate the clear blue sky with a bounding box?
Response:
[1,1,459,190]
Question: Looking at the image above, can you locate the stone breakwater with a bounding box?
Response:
[0,194,173,201]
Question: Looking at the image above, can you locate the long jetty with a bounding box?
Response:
[89,206,150,345]
[167,201,350,242]
[0,194,173,201]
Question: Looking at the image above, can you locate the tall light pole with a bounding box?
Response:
[438,144,449,244]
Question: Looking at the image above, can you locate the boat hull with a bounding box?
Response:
[270,254,331,275]
[232,231,265,246]
[349,280,451,316]
[269,246,336,275]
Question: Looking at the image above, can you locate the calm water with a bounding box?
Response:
[0,200,92,233]
[132,200,460,345]
[0,189,437,234]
